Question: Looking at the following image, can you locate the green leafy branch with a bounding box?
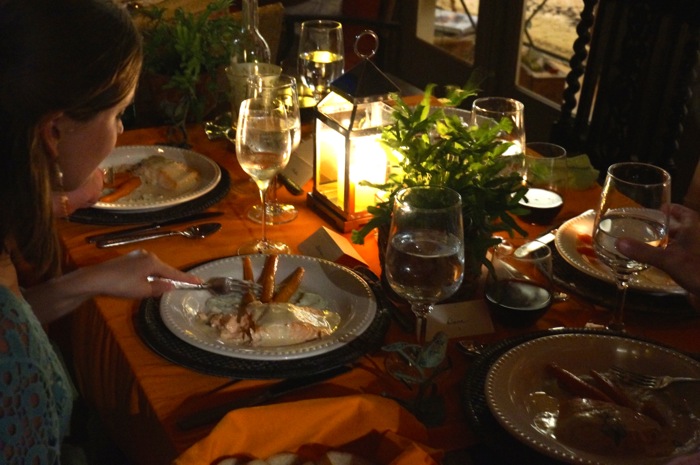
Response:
[351,82,528,274]
[135,0,239,124]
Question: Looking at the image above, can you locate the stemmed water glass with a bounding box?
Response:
[235,96,293,254]
[297,20,344,103]
[470,97,526,176]
[592,162,672,331]
[384,186,465,343]
[246,74,301,225]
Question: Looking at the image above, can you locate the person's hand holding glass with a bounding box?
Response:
[384,186,465,343]
[298,20,344,103]
[235,96,293,254]
[592,162,672,331]
[246,74,301,225]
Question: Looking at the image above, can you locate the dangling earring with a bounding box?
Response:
[54,162,70,219]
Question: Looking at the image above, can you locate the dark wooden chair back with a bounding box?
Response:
[551,0,700,186]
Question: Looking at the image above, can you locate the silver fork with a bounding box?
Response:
[610,366,700,389]
[147,276,261,296]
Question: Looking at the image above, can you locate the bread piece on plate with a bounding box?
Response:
[135,155,200,192]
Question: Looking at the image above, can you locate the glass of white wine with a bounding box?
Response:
[235,96,293,254]
[592,162,672,331]
[384,186,465,343]
[297,20,344,102]
[245,74,301,225]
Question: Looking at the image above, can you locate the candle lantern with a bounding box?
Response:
[307,30,400,232]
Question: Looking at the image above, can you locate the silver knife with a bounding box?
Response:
[176,365,351,430]
[516,209,594,255]
[85,211,223,243]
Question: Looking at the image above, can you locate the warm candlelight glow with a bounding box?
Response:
[308,53,399,232]
[349,133,387,213]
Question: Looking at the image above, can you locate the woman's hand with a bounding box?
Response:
[23,249,201,323]
[87,248,202,298]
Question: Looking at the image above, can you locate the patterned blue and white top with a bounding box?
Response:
[0,285,73,464]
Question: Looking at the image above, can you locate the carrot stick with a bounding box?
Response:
[242,256,254,282]
[589,369,635,408]
[546,363,614,402]
[104,171,135,189]
[273,267,305,302]
[100,176,141,203]
[259,254,278,303]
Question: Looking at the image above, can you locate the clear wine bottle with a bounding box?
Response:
[231,0,271,65]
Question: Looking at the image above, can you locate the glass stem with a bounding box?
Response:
[267,176,279,210]
[411,302,432,344]
[259,185,268,245]
[609,279,629,332]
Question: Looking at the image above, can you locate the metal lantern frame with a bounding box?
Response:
[307,30,400,232]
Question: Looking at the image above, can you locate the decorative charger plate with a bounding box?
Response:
[485,333,700,465]
[160,254,377,361]
[555,210,683,294]
[94,145,221,212]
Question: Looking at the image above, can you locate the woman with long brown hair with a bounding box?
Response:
[0,0,198,461]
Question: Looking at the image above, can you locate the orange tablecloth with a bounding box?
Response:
[54,124,700,465]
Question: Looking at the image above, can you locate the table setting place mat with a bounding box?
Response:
[134,289,391,379]
[550,243,695,316]
[460,327,693,465]
[68,164,230,225]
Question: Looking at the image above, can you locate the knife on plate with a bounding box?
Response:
[177,365,351,431]
[85,211,223,243]
[515,209,594,255]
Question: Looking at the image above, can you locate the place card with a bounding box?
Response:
[298,226,368,268]
[280,135,313,189]
[425,299,495,340]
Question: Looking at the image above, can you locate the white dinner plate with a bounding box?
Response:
[160,255,377,361]
[93,145,221,212]
[485,333,700,465]
[554,210,684,294]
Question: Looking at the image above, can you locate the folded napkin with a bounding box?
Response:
[174,394,441,465]
[566,154,600,190]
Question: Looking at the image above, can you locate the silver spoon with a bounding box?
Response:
[96,222,221,248]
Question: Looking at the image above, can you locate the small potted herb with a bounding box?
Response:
[352,82,529,298]
[132,0,239,143]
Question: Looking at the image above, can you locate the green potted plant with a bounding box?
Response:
[352,82,529,298]
[132,0,239,143]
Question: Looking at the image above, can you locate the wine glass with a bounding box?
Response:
[297,20,344,103]
[246,74,301,225]
[592,162,672,331]
[235,96,293,254]
[470,97,526,176]
[384,186,465,343]
[226,63,282,198]
[518,142,568,225]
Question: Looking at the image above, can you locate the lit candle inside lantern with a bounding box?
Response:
[349,133,387,213]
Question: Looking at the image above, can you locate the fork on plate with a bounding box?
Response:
[147,276,261,296]
[610,366,700,389]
